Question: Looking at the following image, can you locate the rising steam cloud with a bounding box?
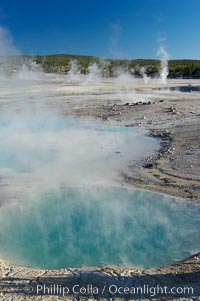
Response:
[139,66,149,84]
[0,25,159,204]
[157,45,169,84]
[0,26,18,56]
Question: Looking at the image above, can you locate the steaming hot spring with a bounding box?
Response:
[0,69,199,270]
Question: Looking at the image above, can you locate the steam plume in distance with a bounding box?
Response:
[157,46,169,84]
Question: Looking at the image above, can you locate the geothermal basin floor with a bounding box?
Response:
[0,78,200,300]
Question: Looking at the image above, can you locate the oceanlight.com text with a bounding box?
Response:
[24,283,194,297]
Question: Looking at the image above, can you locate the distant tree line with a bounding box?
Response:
[35,54,200,79]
